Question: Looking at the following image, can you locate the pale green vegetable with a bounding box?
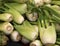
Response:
[0,22,14,35]
[43,5,60,23]
[6,3,27,14]
[38,20,56,45]
[26,12,38,21]
[4,3,24,24]
[44,4,60,13]
[11,31,21,42]
[0,13,13,22]
[30,40,42,46]
[50,5,60,12]
[14,20,38,41]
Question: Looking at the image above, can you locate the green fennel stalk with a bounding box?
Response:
[3,3,24,24]
[14,20,38,41]
[5,3,27,14]
[0,13,13,22]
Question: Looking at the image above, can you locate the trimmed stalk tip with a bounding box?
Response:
[0,22,14,35]
[30,40,42,46]
[11,31,21,42]
[0,13,13,22]
[26,12,38,21]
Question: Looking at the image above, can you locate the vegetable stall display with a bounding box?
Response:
[0,0,60,46]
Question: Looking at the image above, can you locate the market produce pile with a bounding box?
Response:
[0,0,60,46]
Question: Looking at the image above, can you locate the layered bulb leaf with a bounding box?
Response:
[14,20,38,41]
[39,20,56,45]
